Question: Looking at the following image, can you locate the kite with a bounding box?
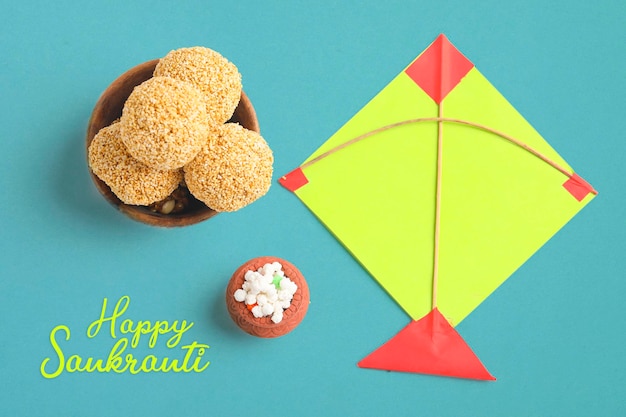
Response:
[279,34,596,380]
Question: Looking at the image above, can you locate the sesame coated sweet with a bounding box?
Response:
[154,47,242,124]
[184,123,273,212]
[88,122,183,206]
[119,76,209,170]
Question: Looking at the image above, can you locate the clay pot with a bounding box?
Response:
[226,257,310,338]
[86,59,259,227]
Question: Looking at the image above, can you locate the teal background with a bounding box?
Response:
[1,0,624,415]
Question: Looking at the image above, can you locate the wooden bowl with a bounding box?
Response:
[86,59,260,227]
[226,257,310,338]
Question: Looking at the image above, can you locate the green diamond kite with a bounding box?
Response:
[280,34,596,380]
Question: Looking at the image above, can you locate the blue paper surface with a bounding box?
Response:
[1,1,624,416]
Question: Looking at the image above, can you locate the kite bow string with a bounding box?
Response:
[301,118,576,179]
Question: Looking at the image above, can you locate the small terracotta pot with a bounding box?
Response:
[226,257,310,338]
[86,59,260,227]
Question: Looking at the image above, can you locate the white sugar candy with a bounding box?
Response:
[251,305,263,318]
[233,261,298,323]
[234,289,246,302]
[262,303,274,315]
[271,310,283,324]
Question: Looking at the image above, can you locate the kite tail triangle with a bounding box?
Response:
[358,308,496,381]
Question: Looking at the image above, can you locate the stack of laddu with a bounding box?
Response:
[88,47,273,213]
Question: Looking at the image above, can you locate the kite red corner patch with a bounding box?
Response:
[405,34,474,104]
[563,173,596,201]
[279,167,309,192]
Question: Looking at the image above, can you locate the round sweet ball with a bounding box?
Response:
[154,47,242,125]
[184,123,273,212]
[88,123,183,206]
[119,76,209,171]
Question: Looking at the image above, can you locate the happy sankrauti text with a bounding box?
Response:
[40,296,210,378]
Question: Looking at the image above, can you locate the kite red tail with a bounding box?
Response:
[358,308,495,380]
